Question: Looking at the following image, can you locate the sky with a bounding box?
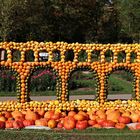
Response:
[109,0,113,4]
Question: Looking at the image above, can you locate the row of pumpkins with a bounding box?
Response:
[0,109,140,130]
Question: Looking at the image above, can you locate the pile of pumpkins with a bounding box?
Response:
[0,109,140,130]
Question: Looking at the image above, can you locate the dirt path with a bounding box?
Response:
[0,94,131,101]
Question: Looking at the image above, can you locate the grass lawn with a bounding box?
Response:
[0,127,140,140]
[0,71,134,97]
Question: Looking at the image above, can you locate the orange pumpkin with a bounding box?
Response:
[48,119,57,128]
[74,114,86,121]
[25,110,39,121]
[4,111,12,119]
[12,111,24,119]
[35,118,47,126]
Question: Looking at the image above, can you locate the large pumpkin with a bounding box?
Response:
[25,110,39,121]
[63,116,76,130]
[107,110,120,123]
[11,111,24,119]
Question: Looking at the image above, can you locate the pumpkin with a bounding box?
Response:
[35,118,47,126]
[25,110,39,121]
[107,110,120,123]
[11,111,24,119]
[48,120,57,128]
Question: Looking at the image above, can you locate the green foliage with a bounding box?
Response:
[12,50,21,62]
[78,50,87,62]
[52,50,61,62]
[0,0,28,41]
[0,69,135,96]
[115,0,140,42]
[91,50,100,62]
[117,51,126,62]
[0,0,123,43]
[30,70,56,92]
[108,71,134,94]
[65,50,74,61]
[25,50,34,62]
[69,71,94,89]
[0,70,16,92]
[1,0,139,43]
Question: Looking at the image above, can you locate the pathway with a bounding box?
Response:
[0,94,132,101]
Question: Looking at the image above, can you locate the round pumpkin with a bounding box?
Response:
[25,110,39,121]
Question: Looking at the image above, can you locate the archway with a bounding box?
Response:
[105,67,135,100]
[68,67,99,100]
[27,66,61,101]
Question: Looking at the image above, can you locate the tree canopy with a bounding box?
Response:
[114,0,140,43]
[0,0,139,43]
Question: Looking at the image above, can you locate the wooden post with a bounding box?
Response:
[1,50,5,61]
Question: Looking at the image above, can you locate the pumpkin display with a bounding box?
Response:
[13,120,24,129]
[0,41,140,131]
[23,120,35,126]
[0,109,140,130]
[0,42,139,106]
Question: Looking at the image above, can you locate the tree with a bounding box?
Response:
[95,1,121,43]
[43,0,121,43]
[0,0,50,42]
[0,0,122,43]
[43,0,98,43]
[0,0,27,41]
[0,0,14,41]
[22,0,51,42]
[114,0,140,43]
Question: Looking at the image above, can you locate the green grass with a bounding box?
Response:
[108,74,133,94]
[0,92,16,96]
[0,90,96,96]
[0,71,134,97]
[70,90,96,95]
[0,127,140,140]
[71,79,96,88]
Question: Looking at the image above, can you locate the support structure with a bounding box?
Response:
[0,42,140,111]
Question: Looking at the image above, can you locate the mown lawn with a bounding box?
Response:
[0,127,140,140]
[0,72,134,97]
